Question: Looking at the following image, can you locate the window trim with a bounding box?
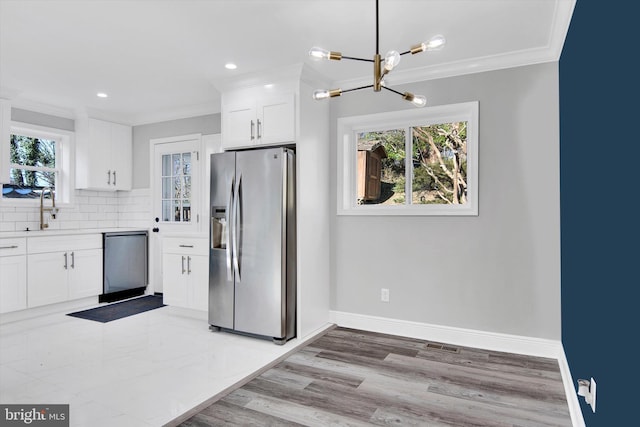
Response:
[1,121,75,206]
[337,101,479,216]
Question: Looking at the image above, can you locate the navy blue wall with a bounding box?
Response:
[560,0,639,425]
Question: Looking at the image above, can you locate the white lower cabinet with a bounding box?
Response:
[68,249,103,299]
[26,234,103,309]
[162,237,208,311]
[27,251,69,307]
[0,238,27,314]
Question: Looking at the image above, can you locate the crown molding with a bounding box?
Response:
[9,98,76,120]
[336,45,560,90]
[213,63,306,93]
[127,101,221,126]
[6,98,221,128]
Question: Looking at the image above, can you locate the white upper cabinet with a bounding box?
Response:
[259,93,295,144]
[76,117,132,191]
[222,88,295,150]
[109,122,132,190]
[0,99,11,184]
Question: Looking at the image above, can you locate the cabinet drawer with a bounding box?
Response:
[27,234,102,254]
[162,237,208,255]
[0,238,27,256]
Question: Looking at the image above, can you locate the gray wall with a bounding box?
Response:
[11,108,74,131]
[132,113,221,188]
[330,63,560,340]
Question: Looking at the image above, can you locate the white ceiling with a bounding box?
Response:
[0,0,575,125]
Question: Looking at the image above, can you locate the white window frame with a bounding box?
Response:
[1,122,74,206]
[337,101,479,216]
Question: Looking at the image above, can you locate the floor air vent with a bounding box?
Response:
[426,343,460,353]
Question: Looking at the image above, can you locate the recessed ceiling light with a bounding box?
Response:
[96,92,108,98]
[225,63,237,70]
[264,84,274,89]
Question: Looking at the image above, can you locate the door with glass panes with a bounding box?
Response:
[151,136,201,294]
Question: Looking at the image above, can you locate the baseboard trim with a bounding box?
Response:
[0,297,99,325]
[330,310,585,427]
[330,310,561,357]
[558,344,586,427]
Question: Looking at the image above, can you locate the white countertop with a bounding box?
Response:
[0,227,149,239]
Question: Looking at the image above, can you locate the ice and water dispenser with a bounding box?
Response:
[211,207,228,249]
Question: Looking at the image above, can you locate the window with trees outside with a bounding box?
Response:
[337,101,478,216]
[1,124,72,204]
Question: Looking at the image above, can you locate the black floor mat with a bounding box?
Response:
[67,295,166,323]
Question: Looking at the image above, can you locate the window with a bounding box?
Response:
[337,101,478,216]
[161,151,192,222]
[1,123,73,204]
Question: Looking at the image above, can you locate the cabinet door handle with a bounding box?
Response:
[179,244,193,248]
[107,170,111,185]
[71,251,75,269]
[181,255,186,274]
[250,120,255,140]
[0,245,19,250]
[113,170,117,186]
[187,256,191,274]
[64,252,68,269]
[257,118,262,139]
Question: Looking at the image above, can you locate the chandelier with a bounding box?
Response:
[309,0,445,107]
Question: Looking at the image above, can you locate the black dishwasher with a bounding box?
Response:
[100,231,148,303]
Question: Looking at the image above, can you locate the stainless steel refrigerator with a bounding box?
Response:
[208,147,296,344]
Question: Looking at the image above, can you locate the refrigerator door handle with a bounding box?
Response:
[226,178,234,281]
[232,174,242,282]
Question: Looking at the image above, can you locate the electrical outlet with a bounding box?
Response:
[589,377,596,413]
[381,288,389,302]
[577,377,596,413]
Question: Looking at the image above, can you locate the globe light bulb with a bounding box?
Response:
[384,50,401,71]
[425,34,446,51]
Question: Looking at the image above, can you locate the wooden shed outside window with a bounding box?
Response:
[357,140,387,203]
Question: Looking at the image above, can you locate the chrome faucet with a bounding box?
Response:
[40,187,58,230]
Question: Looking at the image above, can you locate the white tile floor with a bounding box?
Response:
[0,302,319,426]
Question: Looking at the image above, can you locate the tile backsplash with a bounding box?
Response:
[0,188,151,232]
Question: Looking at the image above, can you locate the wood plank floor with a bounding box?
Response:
[178,327,572,426]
